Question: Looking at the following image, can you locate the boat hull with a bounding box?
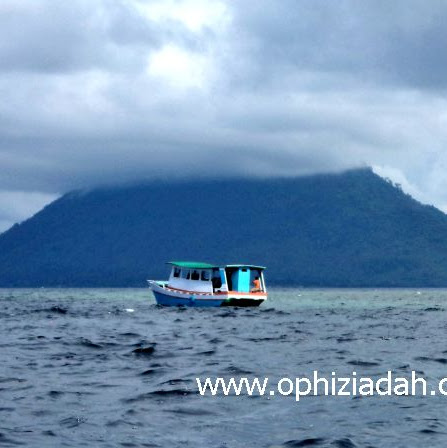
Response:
[152,290,226,307]
[149,281,266,307]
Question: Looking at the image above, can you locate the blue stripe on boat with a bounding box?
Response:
[153,290,225,307]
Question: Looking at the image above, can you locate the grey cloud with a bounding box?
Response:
[226,0,447,90]
[0,0,447,230]
[0,0,202,74]
[0,2,139,73]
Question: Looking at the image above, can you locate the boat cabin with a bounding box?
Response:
[167,262,266,294]
[224,265,266,293]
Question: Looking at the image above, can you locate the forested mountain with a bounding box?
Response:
[1,168,447,287]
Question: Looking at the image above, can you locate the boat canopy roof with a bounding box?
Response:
[225,264,266,270]
[167,261,266,270]
[167,261,219,269]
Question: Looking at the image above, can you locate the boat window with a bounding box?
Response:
[182,269,190,279]
[201,270,210,281]
[191,270,200,281]
[173,267,181,278]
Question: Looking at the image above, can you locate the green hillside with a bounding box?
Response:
[1,168,446,287]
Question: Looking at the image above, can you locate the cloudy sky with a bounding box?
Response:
[1,0,447,232]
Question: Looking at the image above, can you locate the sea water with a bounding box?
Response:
[1,288,447,447]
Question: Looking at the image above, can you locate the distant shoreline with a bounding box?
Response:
[2,285,447,290]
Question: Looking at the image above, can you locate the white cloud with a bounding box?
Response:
[147,44,211,89]
[0,191,58,233]
[372,165,429,203]
[135,0,229,32]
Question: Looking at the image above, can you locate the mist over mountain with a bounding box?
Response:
[1,168,446,287]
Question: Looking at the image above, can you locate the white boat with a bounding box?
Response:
[148,261,267,307]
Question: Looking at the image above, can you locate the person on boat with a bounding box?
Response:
[251,276,261,292]
[212,272,222,290]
